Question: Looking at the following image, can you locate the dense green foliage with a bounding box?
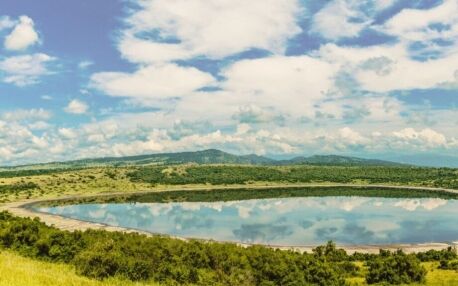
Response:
[37,186,458,207]
[38,187,458,208]
[366,250,426,284]
[127,165,458,189]
[1,211,451,285]
[438,260,458,270]
[0,211,346,285]
[416,247,458,262]
[127,186,458,203]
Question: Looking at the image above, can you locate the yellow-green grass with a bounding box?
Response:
[0,250,160,286]
[346,262,458,285]
[420,262,458,286]
[0,166,331,202]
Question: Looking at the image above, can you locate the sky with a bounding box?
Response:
[0,0,457,166]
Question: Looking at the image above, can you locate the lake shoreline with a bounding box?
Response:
[2,183,458,254]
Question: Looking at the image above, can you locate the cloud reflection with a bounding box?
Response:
[37,196,458,246]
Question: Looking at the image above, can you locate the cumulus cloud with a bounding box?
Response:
[232,105,285,125]
[0,53,55,86]
[379,0,458,57]
[220,55,337,117]
[311,0,397,40]
[392,128,448,148]
[0,120,54,163]
[1,108,51,122]
[0,111,457,165]
[4,15,40,51]
[318,43,458,92]
[64,99,89,114]
[312,0,370,39]
[119,0,301,63]
[91,64,215,99]
[58,128,78,139]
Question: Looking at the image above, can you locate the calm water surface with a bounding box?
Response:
[35,196,458,246]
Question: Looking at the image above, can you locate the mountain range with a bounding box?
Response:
[0,149,408,171]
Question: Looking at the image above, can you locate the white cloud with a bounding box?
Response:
[64,99,89,114]
[1,111,457,165]
[374,0,396,10]
[310,0,396,40]
[339,127,369,146]
[0,53,55,86]
[377,0,458,60]
[220,55,337,117]
[0,16,15,31]
[0,120,55,164]
[112,138,164,156]
[91,64,215,99]
[315,95,404,123]
[381,0,458,43]
[392,128,448,148]
[118,37,193,64]
[4,15,40,51]
[394,198,447,211]
[58,128,78,139]
[312,0,370,40]
[28,121,51,130]
[119,0,301,63]
[1,108,51,122]
[318,43,458,92]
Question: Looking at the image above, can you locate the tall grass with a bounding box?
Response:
[0,251,159,286]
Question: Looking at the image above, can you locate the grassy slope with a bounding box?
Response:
[1,251,456,286]
[0,251,159,286]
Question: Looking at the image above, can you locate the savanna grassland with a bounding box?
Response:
[1,162,458,285]
[1,164,458,203]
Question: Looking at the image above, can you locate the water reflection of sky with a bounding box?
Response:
[36,197,458,246]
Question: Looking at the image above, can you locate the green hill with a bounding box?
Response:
[0,149,406,171]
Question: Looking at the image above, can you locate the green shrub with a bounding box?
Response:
[0,211,349,285]
[366,250,426,284]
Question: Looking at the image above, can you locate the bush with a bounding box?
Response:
[0,211,349,285]
[439,260,458,270]
[416,247,457,262]
[366,250,426,284]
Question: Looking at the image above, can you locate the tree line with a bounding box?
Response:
[127,165,458,189]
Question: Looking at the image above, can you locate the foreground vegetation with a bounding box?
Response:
[0,251,156,286]
[0,211,457,285]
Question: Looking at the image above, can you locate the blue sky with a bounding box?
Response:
[0,0,457,166]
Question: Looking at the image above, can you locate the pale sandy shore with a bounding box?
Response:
[1,184,457,254]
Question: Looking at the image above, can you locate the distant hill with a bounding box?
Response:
[0,149,407,171]
[74,149,275,165]
[279,155,405,166]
